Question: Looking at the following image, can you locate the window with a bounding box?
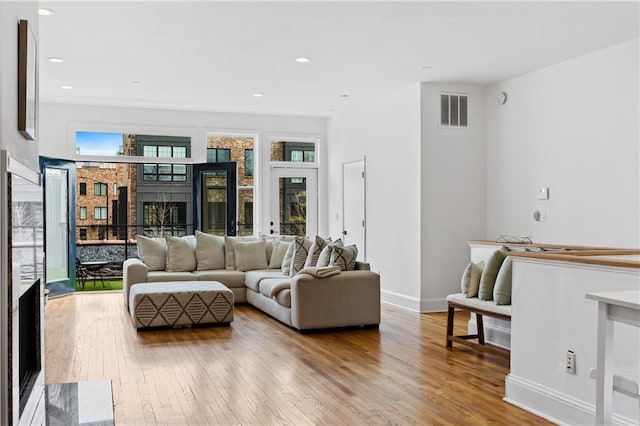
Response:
[142,143,189,182]
[94,206,107,220]
[207,148,231,163]
[142,201,187,236]
[245,149,253,177]
[79,228,87,240]
[79,207,87,220]
[97,227,105,240]
[270,141,316,163]
[440,93,468,128]
[94,183,107,196]
[244,202,253,231]
[79,182,87,195]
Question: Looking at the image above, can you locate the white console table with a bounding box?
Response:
[586,290,640,425]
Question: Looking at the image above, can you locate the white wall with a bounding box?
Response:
[39,103,328,236]
[420,83,486,311]
[485,39,640,248]
[327,85,422,310]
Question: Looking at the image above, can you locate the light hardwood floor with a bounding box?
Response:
[45,293,549,425]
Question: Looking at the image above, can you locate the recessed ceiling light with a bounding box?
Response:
[253,93,264,98]
[61,85,73,90]
[132,80,142,84]
[421,65,433,70]
[38,8,55,16]
[295,57,311,63]
[48,57,64,63]
[340,94,349,98]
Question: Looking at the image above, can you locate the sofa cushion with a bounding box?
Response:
[224,236,258,270]
[316,239,343,267]
[234,240,268,271]
[461,261,485,298]
[259,278,291,299]
[165,235,197,272]
[329,244,358,271]
[244,270,288,292]
[281,241,296,275]
[269,240,291,269]
[191,270,246,289]
[478,247,509,301]
[136,235,167,271]
[274,289,291,308]
[290,237,313,276]
[147,271,196,282]
[304,235,331,268]
[493,257,513,305]
[195,230,225,270]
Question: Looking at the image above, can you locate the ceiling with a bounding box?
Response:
[38,1,639,117]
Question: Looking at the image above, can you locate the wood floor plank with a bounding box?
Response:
[45,292,550,425]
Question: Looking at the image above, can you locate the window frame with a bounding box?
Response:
[269,137,320,168]
[79,206,87,220]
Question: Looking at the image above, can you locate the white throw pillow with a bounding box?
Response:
[281,242,296,275]
[195,230,225,270]
[224,236,258,270]
[234,240,268,272]
[136,235,167,271]
[316,239,343,267]
[269,240,291,269]
[165,235,197,272]
[329,244,358,271]
[304,235,332,268]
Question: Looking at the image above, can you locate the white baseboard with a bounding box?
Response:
[467,316,511,350]
[505,374,639,426]
[380,291,447,313]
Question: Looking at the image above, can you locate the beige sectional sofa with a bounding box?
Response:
[123,232,380,331]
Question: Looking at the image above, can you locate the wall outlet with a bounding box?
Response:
[565,350,576,375]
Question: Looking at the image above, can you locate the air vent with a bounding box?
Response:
[440,93,468,128]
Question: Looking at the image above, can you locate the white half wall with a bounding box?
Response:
[327,85,422,311]
[39,103,328,236]
[485,38,640,248]
[420,83,486,311]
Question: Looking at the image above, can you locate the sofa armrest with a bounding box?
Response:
[290,270,380,330]
[123,258,148,307]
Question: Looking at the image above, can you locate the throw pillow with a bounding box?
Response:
[234,240,269,272]
[316,239,343,267]
[493,257,513,305]
[165,235,197,272]
[461,261,485,298]
[224,236,258,270]
[289,237,313,276]
[329,244,358,271]
[478,247,509,301]
[304,235,332,268]
[281,242,296,275]
[269,240,291,269]
[195,230,225,270]
[136,235,167,271]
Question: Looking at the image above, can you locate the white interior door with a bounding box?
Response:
[270,168,317,237]
[342,159,366,260]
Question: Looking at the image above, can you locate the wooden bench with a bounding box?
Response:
[446,293,511,359]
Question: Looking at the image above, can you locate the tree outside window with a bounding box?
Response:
[245,149,253,177]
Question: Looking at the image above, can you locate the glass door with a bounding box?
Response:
[40,157,76,297]
[193,163,237,236]
[270,168,317,237]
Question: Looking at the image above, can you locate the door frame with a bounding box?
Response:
[270,167,318,237]
[192,162,237,236]
[342,157,366,261]
[39,156,76,296]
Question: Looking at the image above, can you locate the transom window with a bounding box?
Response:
[270,141,317,163]
[207,148,231,163]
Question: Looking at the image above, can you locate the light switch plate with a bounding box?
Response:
[538,187,549,200]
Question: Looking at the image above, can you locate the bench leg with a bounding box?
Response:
[477,314,485,345]
[446,304,455,348]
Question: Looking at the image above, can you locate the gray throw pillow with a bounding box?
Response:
[316,239,343,267]
[289,237,313,276]
[304,235,332,268]
[165,235,197,272]
[195,230,225,270]
[329,244,358,271]
[224,236,258,270]
[269,240,291,269]
[493,257,513,305]
[461,261,485,298]
[136,235,167,271]
[478,247,509,301]
[234,240,268,272]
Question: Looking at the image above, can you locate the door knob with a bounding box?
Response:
[270,229,274,234]
[342,230,347,235]
[270,221,274,226]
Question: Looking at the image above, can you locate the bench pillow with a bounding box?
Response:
[235,240,268,272]
[195,230,225,270]
[136,235,167,271]
[461,261,485,298]
[493,257,513,305]
[478,247,509,301]
[165,235,197,272]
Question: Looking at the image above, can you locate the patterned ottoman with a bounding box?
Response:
[129,281,234,329]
